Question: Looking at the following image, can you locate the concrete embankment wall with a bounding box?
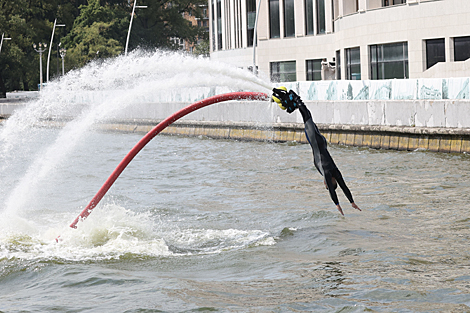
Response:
[106,98,470,154]
[103,120,470,154]
[2,98,470,153]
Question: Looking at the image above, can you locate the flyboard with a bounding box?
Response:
[62,91,268,237]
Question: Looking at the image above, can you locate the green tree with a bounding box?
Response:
[0,0,79,95]
[62,0,128,68]
[0,0,209,95]
[128,0,208,51]
[0,0,56,94]
[193,38,210,57]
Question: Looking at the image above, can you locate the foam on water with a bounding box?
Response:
[0,204,274,261]
[0,50,274,260]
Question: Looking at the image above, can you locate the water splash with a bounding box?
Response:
[0,50,272,218]
[0,204,274,261]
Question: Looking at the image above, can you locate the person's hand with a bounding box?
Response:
[351,202,361,211]
[272,87,301,113]
[336,204,344,216]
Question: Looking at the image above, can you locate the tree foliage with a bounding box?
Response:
[129,0,207,50]
[62,0,128,67]
[0,0,208,96]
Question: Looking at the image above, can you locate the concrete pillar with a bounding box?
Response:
[209,0,214,53]
[360,44,369,80]
[337,0,344,18]
[447,37,454,62]
[358,0,367,11]
[257,0,269,40]
[229,0,235,49]
[296,0,306,37]
[220,0,226,50]
[325,0,333,33]
[241,0,247,47]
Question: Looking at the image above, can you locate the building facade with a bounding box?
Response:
[183,4,210,53]
[209,0,470,81]
[171,4,209,54]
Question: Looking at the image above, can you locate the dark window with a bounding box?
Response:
[284,0,295,37]
[370,42,408,80]
[269,0,280,38]
[346,47,361,80]
[454,36,470,62]
[271,61,296,82]
[217,0,222,50]
[383,0,405,6]
[305,0,314,35]
[336,50,341,80]
[306,59,322,81]
[247,0,256,47]
[426,38,445,69]
[316,0,325,34]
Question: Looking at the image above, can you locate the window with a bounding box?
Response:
[316,0,325,34]
[343,0,358,15]
[247,0,256,47]
[454,36,470,62]
[306,59,322,81]
[269,0,280,38]
[284,0,295,37]
[336,50,341,80]
[426,38,445,69]
[217,0,222,50]
[305,0,314,35]
[370,42,408,80]
[346,47,361,80]
[383,0,405,6]
[271,61,296,82]
[171,37,185,50]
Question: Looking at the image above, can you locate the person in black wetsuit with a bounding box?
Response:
[272,87,361,216]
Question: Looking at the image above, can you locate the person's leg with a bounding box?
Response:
[324,170,339,205]
[332,168,354,203]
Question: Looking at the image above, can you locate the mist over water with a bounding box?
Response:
[1,50,470,312]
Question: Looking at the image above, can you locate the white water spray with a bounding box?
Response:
[0,50,272,219]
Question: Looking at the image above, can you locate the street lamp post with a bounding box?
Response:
[0,33,11,54]
[251,0,262,75]
[125,0,147,56]
[59,47,66,76]
[33,43,47,91]
[47,19,65,83]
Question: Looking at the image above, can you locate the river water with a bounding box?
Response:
[1,51,470,312]
[1,126,470,312]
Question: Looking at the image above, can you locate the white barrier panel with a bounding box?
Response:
[290,78,470,101]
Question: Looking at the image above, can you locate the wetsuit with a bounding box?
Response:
[298,104,355,206]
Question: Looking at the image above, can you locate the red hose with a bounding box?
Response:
[68,91,268,229]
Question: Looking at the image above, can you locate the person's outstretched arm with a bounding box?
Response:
[298,103,311,123]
